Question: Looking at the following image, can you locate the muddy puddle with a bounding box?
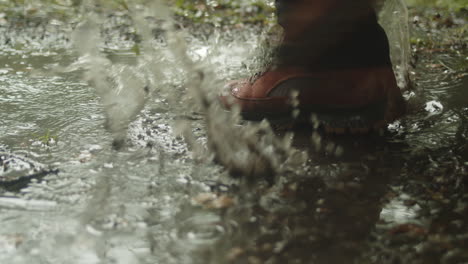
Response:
[0,2,467,264]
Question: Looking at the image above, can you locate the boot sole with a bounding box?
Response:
[239,98,389,134]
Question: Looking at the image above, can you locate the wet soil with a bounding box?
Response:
[0,5,467,264]
[180,8,468,264]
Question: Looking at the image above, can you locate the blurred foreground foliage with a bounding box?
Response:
[0,0,275,25]
[0,0,464,26]
[406,0,467,11]
[0,0,465,25]
[166,0,275,25]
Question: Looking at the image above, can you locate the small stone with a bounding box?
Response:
[226,247,244,261]
[192,193,216,205]
[192,193,235,209]
[209,195,235,209]
[261,243,273,252]
[388,223,427,236]
[248,256,262,264]
[334,146,344,157]
[454,201,467,213]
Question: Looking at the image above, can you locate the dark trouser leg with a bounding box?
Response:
[274,0,391,70]
[275,0,299,27]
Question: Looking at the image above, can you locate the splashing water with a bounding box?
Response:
[66,0,300,183]
[3,0,466,264]
[15,1,298,263]
[379,0,412,90]
[68,0,412,181]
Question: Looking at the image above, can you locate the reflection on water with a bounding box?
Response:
[0,0,467,263]
[380,194,422,224]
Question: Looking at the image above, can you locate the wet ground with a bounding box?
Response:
[1,3,467,264]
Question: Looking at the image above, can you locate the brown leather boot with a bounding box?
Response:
[221,0,406,133]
